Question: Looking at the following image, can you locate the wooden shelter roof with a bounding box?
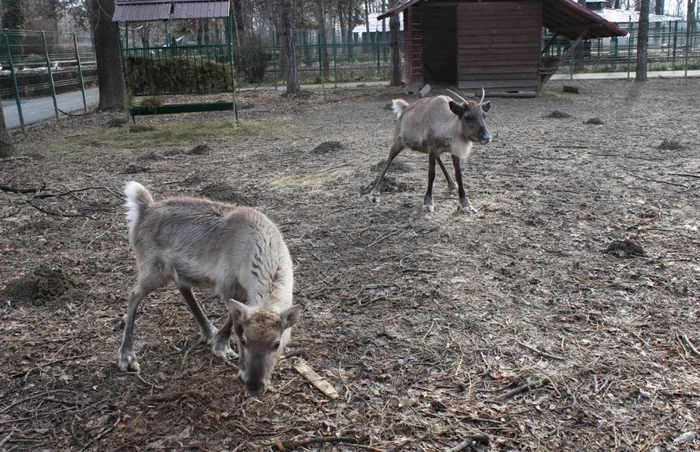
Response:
[377,0,627,39]
[113,0,230,22]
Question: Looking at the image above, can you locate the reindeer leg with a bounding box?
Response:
[436,156,457,192]
[118,273,164,372]
[179,287,218,344]
[424,153,437,213]
[212,314,237,360]
[369,142,403,203]
[452,155,476,214]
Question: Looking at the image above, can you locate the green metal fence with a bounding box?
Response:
[2,22,700,131]
[0,29,96,132]
[543,21,700,77]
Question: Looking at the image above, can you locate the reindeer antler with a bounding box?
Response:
[479,87,486,105]
[446,89,468,104]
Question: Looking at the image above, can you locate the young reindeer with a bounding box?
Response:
[118,182,302,396]
[370,89,492,214]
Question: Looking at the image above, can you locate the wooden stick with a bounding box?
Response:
[500,378,551,400]
[683,335,700,357]
[517,341,566,361]
[79,417,121,451]
[447,434,489,452]
[293,360,339,399]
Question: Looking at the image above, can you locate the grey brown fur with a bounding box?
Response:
[370,91,492,213]
[119,182,302,396]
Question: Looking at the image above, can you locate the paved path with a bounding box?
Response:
[3,87,99,129]
[3,69,698,129]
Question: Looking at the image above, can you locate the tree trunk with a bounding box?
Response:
[315,0,330,77]
[88,0,125,111]
[574,0,587,72]
[688,0,697,30]
[347,0,354,61]
[636,0,650,80]
[389,0,401,86]
[0,102,15,157]
[282,0,300,94]
[655,0,664,15]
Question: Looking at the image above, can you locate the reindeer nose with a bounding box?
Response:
[480,129,492,144]
[246,380,266,397]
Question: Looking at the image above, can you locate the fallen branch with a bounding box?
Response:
[447,434,490,452]
[0,156,31,163]
[499,378,551,400]
[517,341,566,361]
[10,354,91,379]
[272,435,363,450]
[667,172,700,179]
[625,172,688,188]
[26,202,90,218]
[294,359,339,399]
[0,431,13,448]
[0,183,46,195]
[683,335,700,357]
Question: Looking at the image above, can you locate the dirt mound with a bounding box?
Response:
[585,117,604,125]
[311,141,346,155]
[164,148,184,156]
[547,110,572,119]
[188,144,212,155]
[363,176,410,194]
[370,159,413,174]
[180,174,206,187]
[657,139,685,151]
[122,163,150,174]
[604,239,647,258]
[199,183,253,205]
[0,265,81,307]
[136,150,164,161]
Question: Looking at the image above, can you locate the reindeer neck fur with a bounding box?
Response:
[449,117,474,160]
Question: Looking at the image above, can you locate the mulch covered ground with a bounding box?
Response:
[0,78,698,451]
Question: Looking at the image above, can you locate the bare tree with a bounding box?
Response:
[636,0,650,80]
[315,0,330,77]
[88,0,125,110]
[281,0,300,93]
[388,0,401,85]
[689,0,697,30]
[654,0,664,15]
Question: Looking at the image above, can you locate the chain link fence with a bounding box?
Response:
[0,30,97,132]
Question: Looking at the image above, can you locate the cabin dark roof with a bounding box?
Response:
[113,0,229,22]
[377,0,627,39]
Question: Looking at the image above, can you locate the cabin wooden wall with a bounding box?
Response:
[456,0,543,91]
[404,7,424,92]
[422,5,457,84]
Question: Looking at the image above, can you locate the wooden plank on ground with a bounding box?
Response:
[294,360,339,400]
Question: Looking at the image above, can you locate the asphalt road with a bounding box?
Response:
[2,87,99,129]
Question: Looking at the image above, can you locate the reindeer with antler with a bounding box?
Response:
[369,89,492,214]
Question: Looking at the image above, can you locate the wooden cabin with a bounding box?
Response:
[378,0,627,94]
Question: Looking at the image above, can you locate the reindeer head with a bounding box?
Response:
[227,299,302,396]
[447,88,492,145]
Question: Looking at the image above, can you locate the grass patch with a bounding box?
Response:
[65,120,270,151]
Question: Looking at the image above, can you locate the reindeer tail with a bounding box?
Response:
[124,181,154,228]
[391,99,409,118]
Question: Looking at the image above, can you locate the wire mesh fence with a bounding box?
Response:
[0,29,97,132]
[544,21,700,77]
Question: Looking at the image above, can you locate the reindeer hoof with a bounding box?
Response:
[118,348,140,372]
[201,326,218,344]
[369,192,381,203]
[458,204,477,215]
[423,204,434,213]
[212,342,238,360]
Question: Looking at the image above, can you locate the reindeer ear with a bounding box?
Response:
[227,299,250,323]
[481,101,491,113]
[280,305,303,330]
[448,101,466,118]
